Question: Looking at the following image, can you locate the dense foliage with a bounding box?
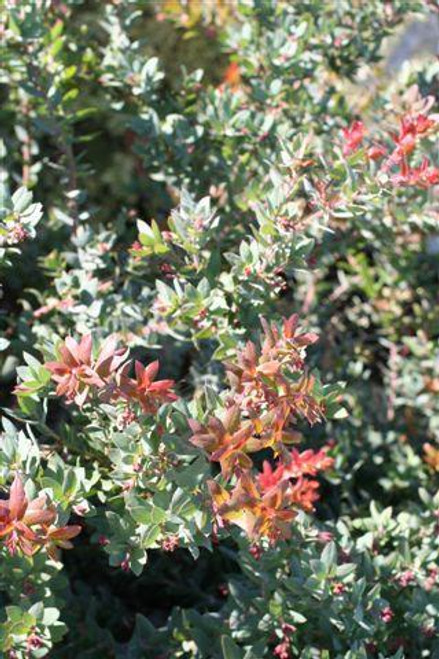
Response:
[1,1,439,657]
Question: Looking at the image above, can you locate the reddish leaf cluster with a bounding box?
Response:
[225,314,322,424]
[44,334,127,406]
[342,112,439,189]
[118,360,178,413]
[342,120,365,156]
[190,315,334,543]
[385,113,439,187]
[390,158,439,189]
[0,475,80,559]
[209,474,297,543]
[41,334,177,414]
[387,114,436,166]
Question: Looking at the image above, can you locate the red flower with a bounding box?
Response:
[342,120,365,156]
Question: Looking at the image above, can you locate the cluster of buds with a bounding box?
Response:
[161,534,179,552]
[397,569,416,588]
[189,315,334,543]
[424,566,438,592]
[6,223,29,245]
[272,623,297,659]
[0,475,80,559]
[129,241,143,262]
[159,262,176,280]
[117,407,138,429]
[380,606,394,624]
[332,582,346,596]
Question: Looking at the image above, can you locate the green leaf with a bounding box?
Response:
[221,635,243,659]
[0,338,9,351]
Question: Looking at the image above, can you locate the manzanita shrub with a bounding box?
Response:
[1,1,439,657]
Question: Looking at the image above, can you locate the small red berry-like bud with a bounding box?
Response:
[332,582,345,595]
[316,531,333,544]
[218,583,229,597]
[122,478,135,491]
[120,554,130,572]
[380,606,394,624]
[249,544,263,560]
[365,642,377,653]
[273,640,291,659]
[161,535,179,552]
[23,579,36,596]
[28,634,43,649]
[397,570,415,587]
[281,623,296,635]
[73,502,90,516]
[117,407,137,429]
[8,224,29,244]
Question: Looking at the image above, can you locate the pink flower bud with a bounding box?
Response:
[316,531,333,544]
[120,554,130,572]
[380,606,394,624]
[332,582,345,595]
